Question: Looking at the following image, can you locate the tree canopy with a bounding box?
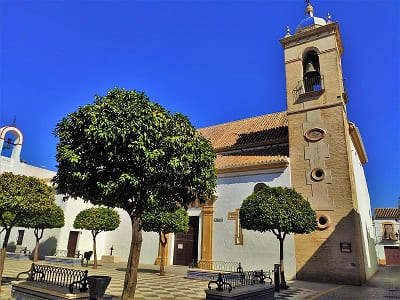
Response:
[239,185,317,288]
[18,203,64,262]
[239,185,317,236]
[54,88,216,217]
[74,207,120,235]
[0,172,55,290]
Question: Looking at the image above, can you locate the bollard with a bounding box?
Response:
[274,264,280,292]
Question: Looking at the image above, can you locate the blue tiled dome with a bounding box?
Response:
[296,2,327,33]
[296,16,326,32]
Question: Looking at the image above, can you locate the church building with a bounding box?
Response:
[0,1,377,285]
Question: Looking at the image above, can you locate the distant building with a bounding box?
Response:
[374,208,400,266]
[1,1,377,285]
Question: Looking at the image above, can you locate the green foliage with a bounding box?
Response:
[0,172,55,228]
[18,203,64,230]
[54,88,216,216]
[73,207,120,235]
[239,186,317,237]
[142,205,189,235]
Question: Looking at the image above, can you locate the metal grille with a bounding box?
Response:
[208,270,273,292]
[28,263,88,292]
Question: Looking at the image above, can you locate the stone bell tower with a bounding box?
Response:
[280,1,369,285]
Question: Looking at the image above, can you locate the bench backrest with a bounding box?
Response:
[28,263,88,292]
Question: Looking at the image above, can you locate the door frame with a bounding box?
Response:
[170,208,202,265]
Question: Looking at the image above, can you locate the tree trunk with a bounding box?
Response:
[33,228,43,262]
[279,237,288,289]
[93,236,97,269]
[121,216,143,300]
[0,228,12,292]
[159,233,167,276]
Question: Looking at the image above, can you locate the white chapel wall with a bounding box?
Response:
[349,139,378,279]
[212,166,296,278]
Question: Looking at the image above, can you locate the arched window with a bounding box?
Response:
[302,50,321,92]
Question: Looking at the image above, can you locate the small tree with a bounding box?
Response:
[0,172,55,290]
[142,204,189,276]
[54,88,216,299]
[239,185,317,288]
[73,207,120,269]
[19,203,64,262]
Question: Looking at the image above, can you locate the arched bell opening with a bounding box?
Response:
[302,50,322,92]
[0,126,24,162]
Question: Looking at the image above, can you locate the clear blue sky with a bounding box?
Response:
[1,0,399,211]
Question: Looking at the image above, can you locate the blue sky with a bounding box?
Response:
[0,0,399,211]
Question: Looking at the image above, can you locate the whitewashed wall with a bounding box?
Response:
[349,139,378,279]
[212,166,296,278]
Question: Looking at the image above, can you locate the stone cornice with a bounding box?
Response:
[349,122,368,164]
[216,160,289,174]
[280,22,343,55]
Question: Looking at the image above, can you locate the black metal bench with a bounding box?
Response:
[19,246,31,255]
[12,263,88,299]
[82,251,93,267]
[206,269,274,299]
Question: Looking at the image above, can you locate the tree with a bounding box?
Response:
[0,172,55,291]
[18,203,64,262]
[239,185,317,288]
[142,204,189,276]
[73,207,120,269]
[53,88,216,299]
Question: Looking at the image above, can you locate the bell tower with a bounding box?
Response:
[281,1,369,285]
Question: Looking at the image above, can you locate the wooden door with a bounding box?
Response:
[67,231,79,257]
[173,216,199,266]
[384,246,400,266]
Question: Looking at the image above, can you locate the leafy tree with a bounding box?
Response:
[0,172,55,291]
[142,204,189,276]
[73,207,120,269]
[54,88,216,299]
[239,185,317,288]
[18,203,64,262]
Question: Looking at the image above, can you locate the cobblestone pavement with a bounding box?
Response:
[0,258,207,299]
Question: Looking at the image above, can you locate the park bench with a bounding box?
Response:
[82,251,93,267]
[12,263,89,300]
[205,269,274,300]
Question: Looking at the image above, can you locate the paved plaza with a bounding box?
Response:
[1,258,399,299]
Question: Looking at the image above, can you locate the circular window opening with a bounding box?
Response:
[311,168,325,181]
[254,183,267,193]
[317,214,331,230]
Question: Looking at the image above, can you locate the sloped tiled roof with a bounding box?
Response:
[216,146,289,171]
[198,111,288,151]
[374,208,400,219]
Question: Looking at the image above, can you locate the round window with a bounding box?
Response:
[305,128,325,142]
[311,168,325,181]
[317,214,331,230]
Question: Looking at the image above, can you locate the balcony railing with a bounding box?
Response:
[293,76,324,101]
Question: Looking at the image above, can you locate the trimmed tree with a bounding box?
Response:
[239,185,317,288]
[54,88,216,299]
[73,207,120,269]
[0,172,55,291]
[142,204,189,276]
[18,203,65,262]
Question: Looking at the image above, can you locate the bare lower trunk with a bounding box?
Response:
[0,228,12,292]
[93,238,97,269]
[159,233,167,276]
[34,238,39,262]
[279,237,288,288]
[121,216,142,300]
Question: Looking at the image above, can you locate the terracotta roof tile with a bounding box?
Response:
[374,208,400,219]
[198,111,288,151]
[216,146,289,171]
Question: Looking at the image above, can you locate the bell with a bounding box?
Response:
[304,62,319,78]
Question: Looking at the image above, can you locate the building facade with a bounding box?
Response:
[1,1,377,285]
[374,208,400,266]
